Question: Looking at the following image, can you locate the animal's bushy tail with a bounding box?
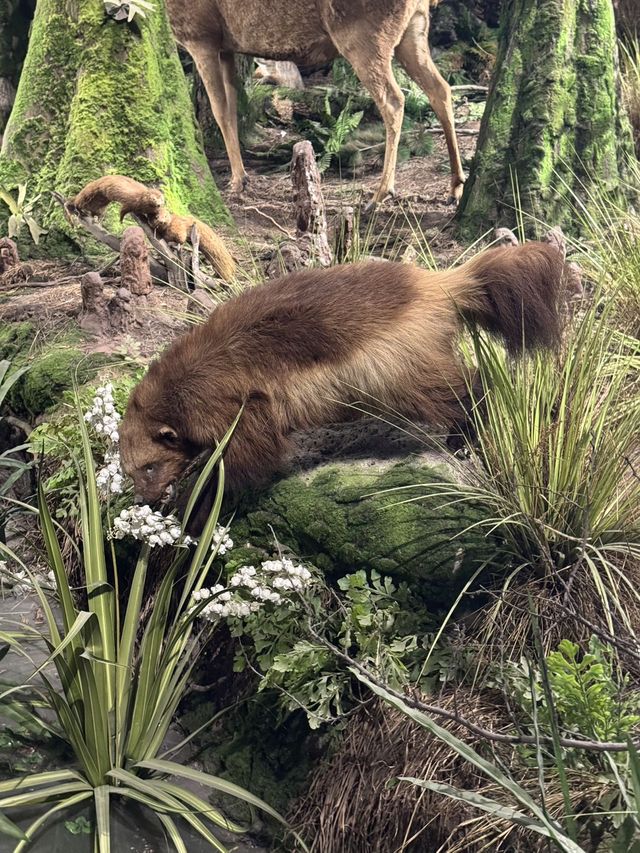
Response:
[194,218,236,282]
[446,242,567,354]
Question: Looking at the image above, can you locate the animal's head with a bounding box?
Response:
[119,391,196,505]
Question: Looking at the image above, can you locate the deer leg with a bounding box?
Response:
[188,43,248,195]
[219,51,249,192]
[396,12,465,204]
[334,47,405,205]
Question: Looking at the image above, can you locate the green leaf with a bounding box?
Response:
[126,564,178,756]
[0,809,27,842]
[94,786,111,853]
[0,770,84,795]
[134,758,309,851]
[353,671,584,853]
[400,778,584,844]
[13,792,93,853]
[156,813,188,853]
[38,477,79,638]
[77,401,116,706]
[153,780,246,834]
[0,782,91,810]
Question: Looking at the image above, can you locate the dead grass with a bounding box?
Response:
[289,691,609,853]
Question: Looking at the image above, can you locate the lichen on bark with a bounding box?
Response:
[0,0,230,257]
[458,0,636,237]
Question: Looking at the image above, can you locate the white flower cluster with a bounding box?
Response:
[192,584,259,619]
[84,383,121,444]
[212,527,233,555]
[96,450,124,496]
[112,504,183,547]
[192,557,312,622]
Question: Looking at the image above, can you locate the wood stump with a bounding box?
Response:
[332,206,354,264]
[79,271,132,336]
[120,226,153,297]
[0,237,19,273]
[291,140,332,268]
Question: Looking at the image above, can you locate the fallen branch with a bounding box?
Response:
[242,205,294,238]
[450,84,489,92]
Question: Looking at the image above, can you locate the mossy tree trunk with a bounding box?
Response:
[0,0,230,257]
[457,0,635,237]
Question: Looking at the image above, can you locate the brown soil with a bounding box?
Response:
[219,122,479,266]
[0,116,479,362]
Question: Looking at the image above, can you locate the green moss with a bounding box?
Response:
[0,321,108,418]
[181,693,325,826]
[232,459,499,612]
[0,0,230,257]
[12,347,105,417]
[0,322,36,363]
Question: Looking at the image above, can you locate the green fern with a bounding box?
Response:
[317,96,363,174]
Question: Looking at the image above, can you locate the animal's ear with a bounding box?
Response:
[157,425,179,445]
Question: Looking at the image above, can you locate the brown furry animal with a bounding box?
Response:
[149,209,236,282]
[166,0,465,203]
[120,242,567,509]
[70,175,165,220]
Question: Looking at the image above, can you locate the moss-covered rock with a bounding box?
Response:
[232,458,499,612]
[458,0,636,238]
[0,321,36,362]
[0,0,230,258]
[182,693,322,826]
[0,321,107,418]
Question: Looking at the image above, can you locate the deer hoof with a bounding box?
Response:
[447,180,465,206]
[229,175,249,196]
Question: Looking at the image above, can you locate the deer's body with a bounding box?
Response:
[166,0,464,203]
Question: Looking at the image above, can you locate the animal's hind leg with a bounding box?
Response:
[188,43,248,195]
[396,11,465,204]
[332,40,405,205]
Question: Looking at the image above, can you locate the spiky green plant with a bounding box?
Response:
[385,290,640,633]
[0,405,304,851]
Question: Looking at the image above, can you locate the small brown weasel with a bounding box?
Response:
[120,242,568,514]
[70,175,165,219]
[148,208,236,282]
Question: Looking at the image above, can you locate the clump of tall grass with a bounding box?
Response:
[0,406,303,851]
[390,288,640,640]
[557,157,640,335]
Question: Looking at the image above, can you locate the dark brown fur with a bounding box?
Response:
[120,242,567,509]
[70,175,165,219]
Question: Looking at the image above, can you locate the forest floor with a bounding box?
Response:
[217,122,479,266]
[0,113,480,365]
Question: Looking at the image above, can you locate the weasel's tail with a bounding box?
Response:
[195,219,236,283]
[443,242,566,353]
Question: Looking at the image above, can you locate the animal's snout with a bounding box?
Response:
[133,493,145,505]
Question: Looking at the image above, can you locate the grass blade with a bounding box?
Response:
[94,786,110,853]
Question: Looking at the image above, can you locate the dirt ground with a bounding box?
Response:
[0,112,480,363]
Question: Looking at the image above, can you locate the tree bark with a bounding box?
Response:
[291,140,332,268]
[0,0,230,257]
[120,226,153,297]
[457,0,636,237]
[0,0,34,139]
